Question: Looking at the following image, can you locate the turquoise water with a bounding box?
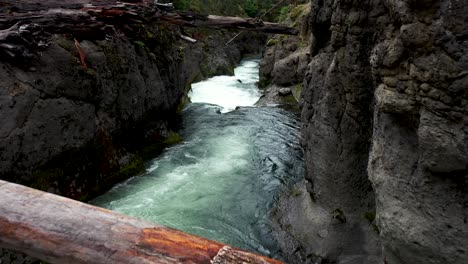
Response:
[91,59,303,258]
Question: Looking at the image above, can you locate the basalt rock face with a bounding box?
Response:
[367,0,468,262]
[0,28,191,198]
[276,0,467,263]
[258,3,311,110]
[0,24,265,201]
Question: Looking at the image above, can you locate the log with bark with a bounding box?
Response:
[0,0,298,59]
[0,180,283,264]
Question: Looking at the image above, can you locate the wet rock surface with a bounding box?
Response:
[0,25,266,263]
[270,0,467,263]
[0,26,265,197]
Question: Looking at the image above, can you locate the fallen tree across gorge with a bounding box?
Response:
[0,180,283,264]
[0,0,298,58]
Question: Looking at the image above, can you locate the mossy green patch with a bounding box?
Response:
[133,41,146,48]
[292,188,302,197]
[372,223,380,234]
[293,83,302,101]
[266,38,279,46]
[56,37,74,52]
[281,94,298,105]
[177,45,185,60]
[363,211,380,234]
[163,132,184,145]
[141,132,184,160]
[364,211,376,223]
[332,208,347,223]
[258,76,272,89]
[115,157,145,180]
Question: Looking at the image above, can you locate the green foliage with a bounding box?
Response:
[277,5,291,22]
[172,0,287,21]
[243,0,259,17]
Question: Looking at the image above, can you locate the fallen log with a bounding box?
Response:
[0,0,297,58]
[159,13,299,35]
[0,180,283,264]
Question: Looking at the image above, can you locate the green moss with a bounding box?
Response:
[258,76,272,89]
[266,38,278,46]
[56,37,74,52]
[372,223,380,234]
[290,4,308,21]
[292,188,302,197]
[294,83,302,96]
[332,208,347,223]
[177,45,185,60]
[176,96,189,113]
[163,132,184,145]
[115,157,145,180]
[281,94,298,105]
[363,211,380,234]
[364,211,376,223]
[141,132,183,160]
[133,41,146,48]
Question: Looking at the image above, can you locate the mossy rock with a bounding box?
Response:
[163,132,184,145]
[258,76,272,89]
[56,36,75,52]
[364,211,376,223]
[266,38,279,46]
[133,41,146,48]
[115,157,145,180]
[332,208,347,223]
[141,132,183,160]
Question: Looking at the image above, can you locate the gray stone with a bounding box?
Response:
[278,88,292,96]
[400,22,431,47]
[270,0,468,263]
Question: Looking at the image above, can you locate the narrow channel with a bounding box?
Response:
[91,58,304,259]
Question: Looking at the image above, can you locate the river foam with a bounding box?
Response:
[92,58,303,259]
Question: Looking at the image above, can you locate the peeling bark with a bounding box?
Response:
[0,180,283,264]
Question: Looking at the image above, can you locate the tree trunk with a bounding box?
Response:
[0,180,283,264]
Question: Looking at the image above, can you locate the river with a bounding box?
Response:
[91,58,304,259]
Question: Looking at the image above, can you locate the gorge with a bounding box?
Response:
[1,0,467,264]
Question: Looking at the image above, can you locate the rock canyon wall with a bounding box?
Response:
[266,0,467,263]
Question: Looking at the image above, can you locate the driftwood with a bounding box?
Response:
[0,180,283,264]
[0,0,297,58]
